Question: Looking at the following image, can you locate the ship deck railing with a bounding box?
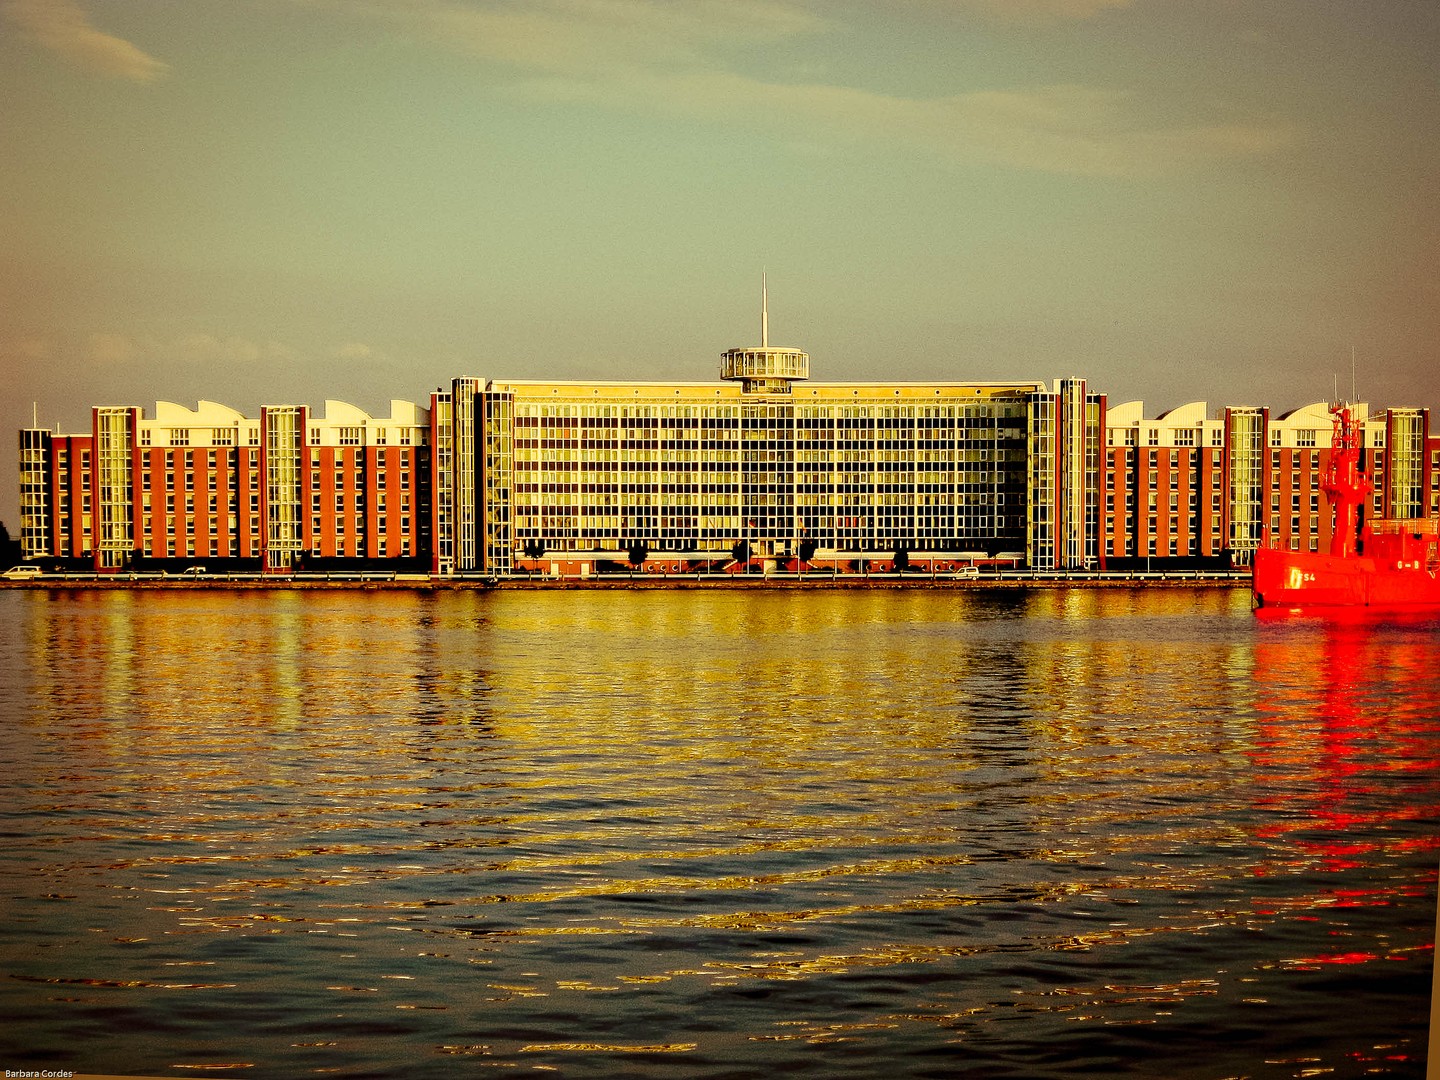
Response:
[1368,517,1440,537]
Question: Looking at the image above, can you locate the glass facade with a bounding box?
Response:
[94,407,135,569]
[451,378,483,571]
[263,406,304,570]
[498,384,1035,566]
[430,392,455,574]
[1225,407,1268,565]
[18,429,51,559]
[1026,379,1103,570]
[481,388,514,574]
[1386,409,1427,519]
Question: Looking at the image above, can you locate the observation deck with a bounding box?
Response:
[720,275,809,394]
[720,346,809,394]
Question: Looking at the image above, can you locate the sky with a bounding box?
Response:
[2,0,1438,528]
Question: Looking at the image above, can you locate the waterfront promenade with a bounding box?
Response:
[0,569,1249,590]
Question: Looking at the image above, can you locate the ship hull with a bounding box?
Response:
[1253,547,1440,608]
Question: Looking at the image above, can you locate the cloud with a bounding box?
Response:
[516,65,1290,177]
[75,333,411,373]
[168,334,308,368]
[87,332,140,366]
[308,0,1287,177]
[318,0,821,80]
[4,0,168,82]
[6,337,54,362]
[925,0,1140,26]
[332,342,375,361]
[81,333,317,369]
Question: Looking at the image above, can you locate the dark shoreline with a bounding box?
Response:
[0,575,1250,592]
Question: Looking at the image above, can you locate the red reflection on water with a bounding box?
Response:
[1250,610,1440,878]
[1277,950,1382,972]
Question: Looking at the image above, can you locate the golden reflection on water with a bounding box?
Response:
[2,587,1436,1078]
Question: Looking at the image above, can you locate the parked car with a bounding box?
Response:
[2,565,43,579]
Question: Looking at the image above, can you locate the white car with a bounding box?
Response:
[2,565,43,579]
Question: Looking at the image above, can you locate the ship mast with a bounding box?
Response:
[1321,402,1370,559]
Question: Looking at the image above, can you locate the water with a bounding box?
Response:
[0,587,1434,1079]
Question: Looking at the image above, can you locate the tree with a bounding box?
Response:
[627,540,649,567]
[0,521,21,566]
[797,536,818,566]
[893,546,910,573]
[730,539,750,566]
[522,539,545,560]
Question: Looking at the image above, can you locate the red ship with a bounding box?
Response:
[1252,402,1440,608]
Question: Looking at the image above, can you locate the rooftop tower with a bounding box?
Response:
[720,273,809,394]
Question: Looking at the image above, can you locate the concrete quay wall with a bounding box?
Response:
[0,572,1250,592]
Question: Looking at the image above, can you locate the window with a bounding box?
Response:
[172,428,189,446]
[1296,429,1317,448]
[339,427,363,446]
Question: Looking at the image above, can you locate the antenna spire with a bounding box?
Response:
[761,270,769,348]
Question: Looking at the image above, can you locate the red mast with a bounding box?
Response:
[1321,403,1370,558]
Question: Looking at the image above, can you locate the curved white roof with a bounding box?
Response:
[381,399,428,424]
[1105,400,1145,425]
[320,400,371,424]
[1274,401,1337,424]
[151,400,248,424]
[1154,401,1208,425]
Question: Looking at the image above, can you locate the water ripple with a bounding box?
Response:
[0,588,1435,1078]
